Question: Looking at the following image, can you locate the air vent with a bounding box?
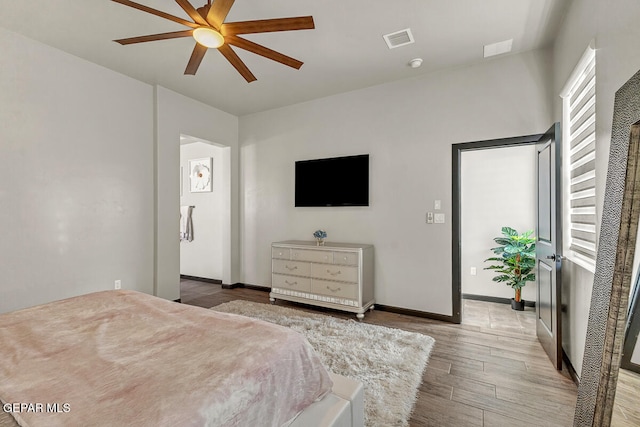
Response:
[483,39,513,58]
[383,28,415,49]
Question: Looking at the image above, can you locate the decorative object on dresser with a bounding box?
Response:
[313,229,328,246]
[270,240,374,320]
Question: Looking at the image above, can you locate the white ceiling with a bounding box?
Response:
[0,0,569,116]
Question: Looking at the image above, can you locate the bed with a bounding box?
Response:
[0,290,363,427]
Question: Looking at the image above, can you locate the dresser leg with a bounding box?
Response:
[370,305,375,311]
[269,297,276,305]
[356,313,365,322]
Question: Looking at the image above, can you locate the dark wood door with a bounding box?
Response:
[536,123,563,370]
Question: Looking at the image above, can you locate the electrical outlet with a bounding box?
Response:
[470,267,477,276]
[114,280,121,290]
[434,213,445,224]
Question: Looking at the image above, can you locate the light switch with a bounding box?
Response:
[426,212,434,224]
[470,267,477,276]
[434,200,441,210]
[434,213,445,224]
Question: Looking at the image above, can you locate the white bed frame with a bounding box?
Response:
[291,373,364,427]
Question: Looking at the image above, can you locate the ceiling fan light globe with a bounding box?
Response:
[193,27,224,48]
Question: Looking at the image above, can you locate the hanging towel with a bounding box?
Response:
[180,206,194,242]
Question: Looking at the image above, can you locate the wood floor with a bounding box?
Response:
[181,280,580,426]
[614,368,640,427]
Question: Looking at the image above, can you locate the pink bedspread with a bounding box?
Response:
[0,290,332,427]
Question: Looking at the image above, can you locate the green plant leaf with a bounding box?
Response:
[493,238,512,246]
[502,227,518,237]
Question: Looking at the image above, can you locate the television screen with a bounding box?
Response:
[295,154,369,207]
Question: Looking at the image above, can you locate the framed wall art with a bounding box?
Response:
[189,157,212,193]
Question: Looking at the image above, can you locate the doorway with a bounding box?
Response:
[179,135,231,284]
[461,145,537,296]
[453,126,563,369]
[451,134,543,324]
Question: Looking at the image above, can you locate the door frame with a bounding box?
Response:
[451,133,543,324]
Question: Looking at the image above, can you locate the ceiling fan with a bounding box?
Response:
[112,0,315,82]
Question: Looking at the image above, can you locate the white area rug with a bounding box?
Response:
[211,300,435,427]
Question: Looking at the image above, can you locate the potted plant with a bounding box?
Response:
[484,227,536,311]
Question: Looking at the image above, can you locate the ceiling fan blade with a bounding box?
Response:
[222,16,314,36]
[184,43,208,75]
[206,0,235,29]
[114,30,194,45]
[225,35,303,69]
[175,0,208,26]
[111,0,198,28]
[217,44,257,83]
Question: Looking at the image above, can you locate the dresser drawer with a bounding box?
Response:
[272,274,311,292]
[271,247,290,260]
[312,279,358,299]
[291,249,333,264]
[311,263,358,283]
[272,259,310,276]
[333,251,359,266]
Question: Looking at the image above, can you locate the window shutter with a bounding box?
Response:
[564,49,597,267]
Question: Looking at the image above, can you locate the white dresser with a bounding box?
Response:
[270,240,374,320]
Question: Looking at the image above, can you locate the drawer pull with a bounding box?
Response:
[326,269,341,276]
[285,280,298,286]
[285,265,298,271]
[326,286,341,293]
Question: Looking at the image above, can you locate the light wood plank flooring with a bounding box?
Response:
[181,280,578,426]
[613,368,640,426]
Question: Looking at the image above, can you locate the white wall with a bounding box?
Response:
[180,142,228,280]
[239,49,553,316]
[461,146,537,303]
[0,27,155,313]
[156,87,239,300]
[552,0,640,377]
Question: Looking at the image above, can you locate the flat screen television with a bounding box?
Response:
[295,154,369,207]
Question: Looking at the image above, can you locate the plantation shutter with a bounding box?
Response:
[564,48,597,266]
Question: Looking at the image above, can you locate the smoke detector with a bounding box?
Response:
[409,58,423,68]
